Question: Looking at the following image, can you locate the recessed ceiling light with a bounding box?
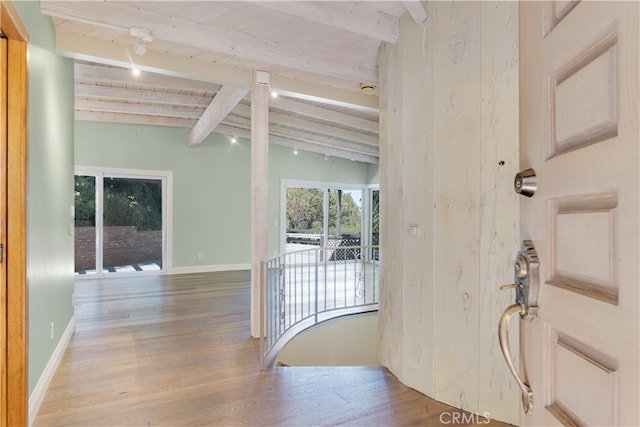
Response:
[293,148,298,155]
[270,91,278,99]
[231,137,238,144]
[359,83,376,95]
[132,68,141,77]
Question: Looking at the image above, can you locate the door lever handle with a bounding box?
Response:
[499,303,534,414]
[497,241,539,414]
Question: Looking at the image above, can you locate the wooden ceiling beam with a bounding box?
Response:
[270,97,378,133]
[75,84,211,107]
[75,98,203,119]
[232,104,378,148]
[75,110,196,128]
[222,115,379,157]
[189,85,249,147]
[215,124,379,164]
[41,1,377,83]
[57,32,378,111]
[75,62,219,94]
[249,1,399,43]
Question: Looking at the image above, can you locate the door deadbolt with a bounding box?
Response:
[514,168,537,197]
[514,257,528,280]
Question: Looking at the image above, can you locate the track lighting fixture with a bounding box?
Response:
[130,27,153,56]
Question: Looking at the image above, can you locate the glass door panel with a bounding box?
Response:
[103,177,163,274]
[370,188,380,260]
[74,175,97,274]
[327,188,363,260]
[285,187,324,252]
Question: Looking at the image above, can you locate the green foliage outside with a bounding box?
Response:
[75,175,95,227]
[372,190,379,233]
[74,176,162,231]
[286,188,324,232]
[328,190,361,234]
[286,187,362,235]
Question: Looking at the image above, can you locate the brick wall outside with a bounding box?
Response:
[75,227,97,271]
[75,226,162,271]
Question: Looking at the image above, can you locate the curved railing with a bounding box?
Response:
[260,245,379,369]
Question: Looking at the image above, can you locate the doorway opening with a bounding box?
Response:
[74,167,172,276]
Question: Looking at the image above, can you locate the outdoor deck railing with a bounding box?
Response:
[260,245,380,369]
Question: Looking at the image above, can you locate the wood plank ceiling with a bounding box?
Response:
[40,1,425,164]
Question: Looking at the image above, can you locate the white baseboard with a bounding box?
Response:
[29,315,76,427]
[170,263,251,275]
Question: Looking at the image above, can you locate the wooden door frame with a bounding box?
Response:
[1,0,28,425]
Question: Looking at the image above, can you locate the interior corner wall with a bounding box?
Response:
[379,3,520,424]
[12,1,76,396]
[366,163,380,185]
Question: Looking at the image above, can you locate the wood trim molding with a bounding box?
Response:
[6,38,28,427]
[0,36,8,427]
[1,1,29,426]
[1,0,29,42]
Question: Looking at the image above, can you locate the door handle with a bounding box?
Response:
[498,240,539,414]
[499,303,533,414]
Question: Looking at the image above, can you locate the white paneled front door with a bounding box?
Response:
[518,2,639,426]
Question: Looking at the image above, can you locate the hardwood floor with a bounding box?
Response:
[34,271,511,426]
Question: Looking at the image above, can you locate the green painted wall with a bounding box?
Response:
[367,164,380,185]
[75,123,251,267]
[13,1,76,395]
[75,121,371,267]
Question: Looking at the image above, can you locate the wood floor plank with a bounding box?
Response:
[33,271,512,426]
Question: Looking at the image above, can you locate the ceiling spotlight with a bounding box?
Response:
[293,148,299,155]
[131,68,141,77]
[231,137,238,144]
[270,91,278,99]
[130,27,153,56]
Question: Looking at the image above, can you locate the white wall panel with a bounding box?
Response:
[477,4,520,424]
[378,2,519,423]
[433,2,482,409]
[399,12,436,396]
[378,37,405,375]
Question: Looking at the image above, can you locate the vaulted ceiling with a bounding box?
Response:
[40,1,428,163]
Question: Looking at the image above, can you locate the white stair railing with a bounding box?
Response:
[260,245,380,369]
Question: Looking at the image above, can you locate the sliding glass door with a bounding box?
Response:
[103,177,163,273]
[327,187,363,259]
[75,168,171,276]
[282,180,368,255]
[74,175,97,273]
[285,187,325,251]
[368,187,380,260]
